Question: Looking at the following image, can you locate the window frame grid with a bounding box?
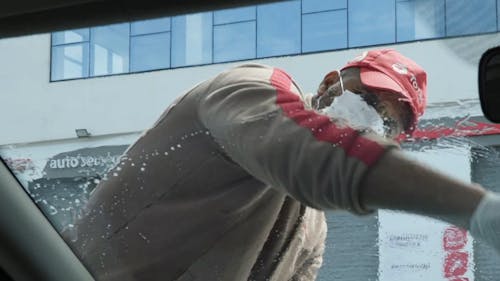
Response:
[50,37,91,81]
[50,0,500,82]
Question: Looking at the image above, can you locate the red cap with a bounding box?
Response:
[341,49,427,135]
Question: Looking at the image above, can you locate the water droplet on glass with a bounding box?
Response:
[138,232,150,243]
[48,205,58,215]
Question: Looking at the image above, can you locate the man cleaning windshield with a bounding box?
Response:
[66,49,499,281]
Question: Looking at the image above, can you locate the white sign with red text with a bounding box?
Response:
[378,147,474,281]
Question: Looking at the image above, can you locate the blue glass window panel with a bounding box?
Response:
[171,12,213,67]
[396,0,415,41]
[51,43,89,80]
[446,0,496,36]
[302,10,347,52]
[397,0,445,42]
[348,0,396,47]
[302,0,347,14]
[214,6,256,25]
[52,28,89,45]
[257,1,301,57]
[214,22,256,63]
[90,23,130,76]
[131,17,171,35]
[131,33,170,72]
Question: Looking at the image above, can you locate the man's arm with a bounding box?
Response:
[197,65,397,213]
[198,64,500,252]
[360,149,485,229]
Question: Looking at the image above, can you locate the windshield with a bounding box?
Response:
[2,0,500,280]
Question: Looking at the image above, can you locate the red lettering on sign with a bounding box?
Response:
[443,227,468,251]
[444,251,468,278]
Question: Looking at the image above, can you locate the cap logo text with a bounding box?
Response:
[410,74,423,104]
[392,63,408,75]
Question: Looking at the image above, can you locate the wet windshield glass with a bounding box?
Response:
[2,0,500,280]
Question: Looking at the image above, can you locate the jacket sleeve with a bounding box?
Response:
[197,65,398,214]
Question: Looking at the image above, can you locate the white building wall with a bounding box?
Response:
[1,32,499,145]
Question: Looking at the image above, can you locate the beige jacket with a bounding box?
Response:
[67,64,396,281]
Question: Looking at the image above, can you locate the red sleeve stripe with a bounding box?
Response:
[270,68,386,166]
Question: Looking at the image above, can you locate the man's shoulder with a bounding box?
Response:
[222,63,297,84]
[229,63,290,76]
[231,63,273,70]
[211,63,278,86]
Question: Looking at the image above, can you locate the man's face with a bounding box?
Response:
[359,91,410,139]
[315,68,411,139]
